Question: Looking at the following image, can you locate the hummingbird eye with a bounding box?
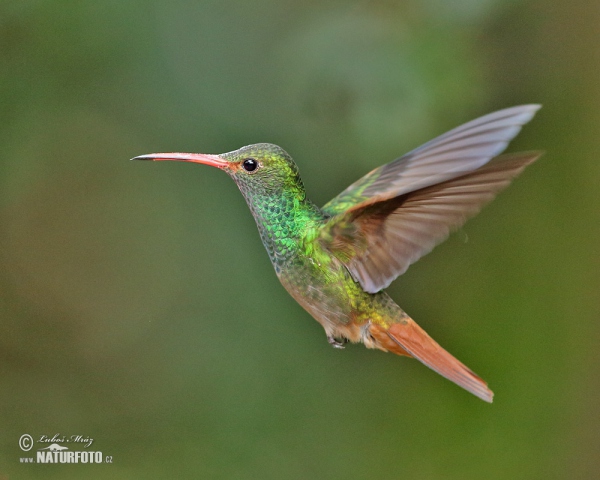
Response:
[242,158,259,172]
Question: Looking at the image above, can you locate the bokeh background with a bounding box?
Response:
[1,1,598,478]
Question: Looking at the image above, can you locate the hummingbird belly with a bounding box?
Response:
[276,252,405,346]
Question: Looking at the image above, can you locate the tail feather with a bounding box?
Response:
[371,318,494,402]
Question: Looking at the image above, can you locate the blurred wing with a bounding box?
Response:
[322,105,540,217]
[320,152,541,293]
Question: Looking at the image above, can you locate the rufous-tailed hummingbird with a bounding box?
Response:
[133,105,541,402]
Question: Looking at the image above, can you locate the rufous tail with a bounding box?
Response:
[370,317,494,402]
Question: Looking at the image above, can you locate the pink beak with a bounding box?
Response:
[131,152,228,169]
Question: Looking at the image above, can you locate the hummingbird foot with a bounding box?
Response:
[327,335,347,349]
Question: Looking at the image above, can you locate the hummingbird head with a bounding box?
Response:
[220,143,305,199]
[132,143,305,200]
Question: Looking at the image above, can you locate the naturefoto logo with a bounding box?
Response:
[18,434,113,464]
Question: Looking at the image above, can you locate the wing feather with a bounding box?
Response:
[322,105,540,216]
[321,152,541,293]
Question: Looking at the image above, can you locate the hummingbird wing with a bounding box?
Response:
[319,152,541,293]
[322,105,540,217]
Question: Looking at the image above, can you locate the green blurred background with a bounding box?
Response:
[1,1,598,478]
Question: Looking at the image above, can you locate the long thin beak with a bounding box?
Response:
[130,152,228,169]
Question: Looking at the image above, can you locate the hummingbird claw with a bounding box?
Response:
[327,335,347,349]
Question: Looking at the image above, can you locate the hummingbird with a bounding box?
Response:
[133,105,541,402]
